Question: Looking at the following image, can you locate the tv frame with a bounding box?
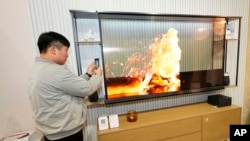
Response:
[97,12,227,104]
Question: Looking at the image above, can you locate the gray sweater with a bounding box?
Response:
[28,57,102,140]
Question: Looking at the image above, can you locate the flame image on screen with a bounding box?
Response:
[106,28,181,99]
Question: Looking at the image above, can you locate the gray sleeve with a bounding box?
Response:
[60,69,102,97]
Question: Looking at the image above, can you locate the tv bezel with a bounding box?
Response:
[97,12,227,104]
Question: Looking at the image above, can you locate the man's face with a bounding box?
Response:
[54,46,69,65]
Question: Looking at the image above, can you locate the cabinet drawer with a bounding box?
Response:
[163,132,201,141]
[99,117,201,141]
[202,108,241,141]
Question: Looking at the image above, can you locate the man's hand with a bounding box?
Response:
[86,62,95,75]
[94,66,102,76]
[86,62,102,76]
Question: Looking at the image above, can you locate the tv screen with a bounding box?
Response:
[99,13,226,104]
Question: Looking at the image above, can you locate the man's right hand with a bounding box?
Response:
[94,66,102,76]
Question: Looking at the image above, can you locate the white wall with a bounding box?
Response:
[0,0,36,138]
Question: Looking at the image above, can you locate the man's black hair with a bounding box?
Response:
[37,31,70,53]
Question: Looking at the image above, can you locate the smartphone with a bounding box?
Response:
[95,58,99,69]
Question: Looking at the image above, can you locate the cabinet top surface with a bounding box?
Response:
[98,102,241,135]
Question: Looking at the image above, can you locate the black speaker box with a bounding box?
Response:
[207,94,231,107]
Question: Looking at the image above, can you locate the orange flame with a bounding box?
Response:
[107,28,181,99]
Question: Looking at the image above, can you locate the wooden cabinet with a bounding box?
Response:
[163,132,201,141]
[98,103,241,141]
[99,117,201,141]
[202,108,241,141]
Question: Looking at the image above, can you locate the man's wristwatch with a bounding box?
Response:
[85,72,92,77]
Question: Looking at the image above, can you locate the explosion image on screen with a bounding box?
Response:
[105,28,181,99]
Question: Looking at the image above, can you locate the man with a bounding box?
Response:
[28,31,102,141]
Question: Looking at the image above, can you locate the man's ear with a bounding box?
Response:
[50,46,57,55]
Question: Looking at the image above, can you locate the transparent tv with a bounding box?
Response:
[98,13,226,104]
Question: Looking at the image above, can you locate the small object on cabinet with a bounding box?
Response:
[109,115,119,128]
[207,94,232,107]
[127,110,138,122]
[98,116,109,130]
